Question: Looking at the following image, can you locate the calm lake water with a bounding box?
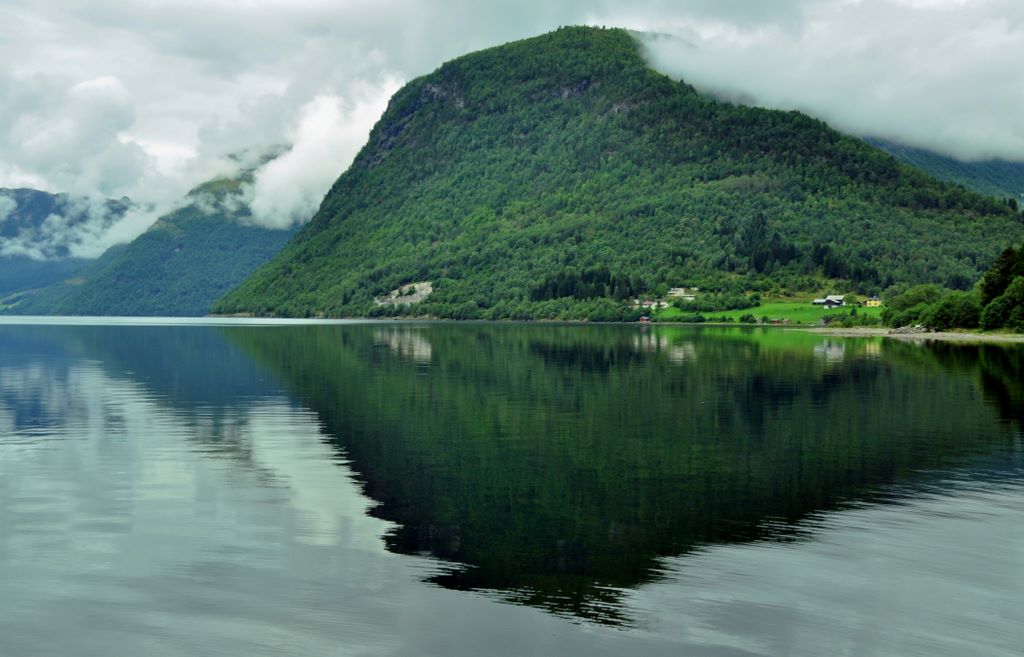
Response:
[0,319,1021,656]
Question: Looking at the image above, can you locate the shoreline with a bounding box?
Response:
[804,326,1024,344]
[4,314,1024,344]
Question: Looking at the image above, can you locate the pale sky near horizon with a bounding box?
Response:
[1,0,1022,256]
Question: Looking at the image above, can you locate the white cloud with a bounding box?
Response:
[0,191,158,260]
[69,205,164,259]
[0,195,15,222]
[2,72,150,195]
[637,0,1024,161]
[244,78,401,229]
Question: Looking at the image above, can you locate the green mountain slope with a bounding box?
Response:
[0,255,89,299]
[9,174,296,317]
[215,27,1024,320]
[868,139,1024,203]
[0,189,129,296]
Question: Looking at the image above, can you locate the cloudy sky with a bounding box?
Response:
[1,0,1022,255]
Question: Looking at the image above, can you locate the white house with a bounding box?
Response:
[812,294,846,308]
[667,287,698,302]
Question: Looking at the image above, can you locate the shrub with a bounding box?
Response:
[920,291,980,330]
[981,277,1024,330]
[886,284,945,312]
[883,302,931,328]
[676,313,707,323]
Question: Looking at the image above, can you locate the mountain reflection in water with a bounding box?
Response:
[0,321,1020,657]
[225,324,1023,623]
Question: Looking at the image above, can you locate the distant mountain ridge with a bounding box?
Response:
[0,188,131,298]
[215,26,1024,320]
[6,164,297,317]
[0,188,131,250]
[868,139,1024,204]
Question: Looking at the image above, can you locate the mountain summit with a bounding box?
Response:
[215,27,1023,320]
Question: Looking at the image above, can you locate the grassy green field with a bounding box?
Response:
[655,301,883,325]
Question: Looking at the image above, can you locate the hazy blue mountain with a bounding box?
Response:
[0,188,130,297]
[868,138,1024,203]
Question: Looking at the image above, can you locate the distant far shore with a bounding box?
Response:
[4,315,1024,343]
[806,326,1024,344]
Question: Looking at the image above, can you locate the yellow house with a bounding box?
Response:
[865,296,882,307]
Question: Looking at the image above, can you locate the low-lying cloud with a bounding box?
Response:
[0,190,167,260]
[243,78,400,229]
[637,0,1024,162]
[0,196,15,223]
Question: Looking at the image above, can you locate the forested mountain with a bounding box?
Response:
[869,139,1024,205]
[215,26,1024,320]
[0,189,130,297]
[7,172,296,317]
